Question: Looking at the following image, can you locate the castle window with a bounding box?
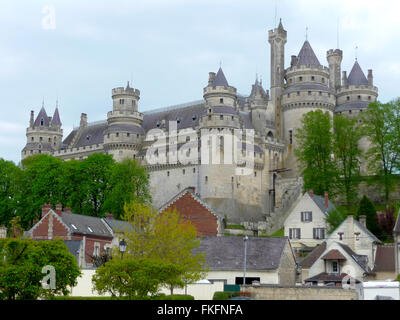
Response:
[232,177,234,183]
[31,137,34,141]
[205,176,208,183]
[177,118,181,124]
[183,169,185,175]
[120,99,124,105]
[86,135,90,140]
[116,132,119,137]
[192,115,197,121]
[127,133,130,137]
[40,137,43,141]
[107,133,110,138]
[289,130,293,145]
[368,96,371,101]
[349,110,352,114]
[297,92,300,96]
[347,96,350,101]
[220,115,223,120]
[208,115,212,120]
[308,91,311,96]
[287,93,290,98]
[289,79,293,84]
[299,77,303,82]
[358,95,361,100]
[156,121,161,127]
[137,134,139,138]
[231,116,234,121]
[167,171,170,177]
[322,78,325,83]
[220,98,224,104]
[40,118,44,126]
[254,171,257,177]
[193,168,196,173]
[311,76,315,81]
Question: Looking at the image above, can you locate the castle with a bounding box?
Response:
[22,20,378,232]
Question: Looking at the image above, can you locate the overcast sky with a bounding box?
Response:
[1,0,399,164]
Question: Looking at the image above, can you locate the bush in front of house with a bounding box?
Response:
[212,291,240,300]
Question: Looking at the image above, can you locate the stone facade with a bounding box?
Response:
[21,20,378,228]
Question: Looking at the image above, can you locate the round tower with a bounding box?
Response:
[22,106,63,160]
[327,49,343,92]
[281,40,335,176]
[104,82,144,162]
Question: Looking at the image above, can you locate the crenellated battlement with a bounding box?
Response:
[112,87,140,97]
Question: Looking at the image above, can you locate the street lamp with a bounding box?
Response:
[243,235,248,286]
[119,238,127,260]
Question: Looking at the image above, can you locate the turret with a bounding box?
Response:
[326,49,343,92]
[111,81,140,112]
[203,68,238,109]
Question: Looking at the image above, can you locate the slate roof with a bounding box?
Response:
[103,218,134,233]
[299,241,327,268]
[338,243,370,273]
[374,245,395,272]
[335,101,370,113]
[296,41,321,67]
[308,192,336,215]
[347,61,369,86]
[305,272,360,283]
[353,219,381,244]
[51,107,62,126]
[210,106,236,115]
[63,240,82,262]
[22,142,54,152]
[212,68,229,88]
[283,83,331,95]
[104,124,145,135]
[195,236,289,271]
[34,107,50,127]
[63,122,108,148]
[61,212,113,238]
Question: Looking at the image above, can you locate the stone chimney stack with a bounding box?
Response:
[368,69,373,86]
[359,215,367,228]
[80,113,87,128]
[30,110,34,128]
[342,71,348,87]
[208,72,216,86]
[55,203,62,217]
[324,192,329,209]
[290,55,298,67]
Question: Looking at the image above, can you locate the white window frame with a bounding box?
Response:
[301,211,312,222]
[289,228,301,240]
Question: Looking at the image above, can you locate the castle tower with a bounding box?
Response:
[326,49,343,92]
[103,81,144,162]
[22,106,63,160]
[268,19,287,123]
[281,40,335,177]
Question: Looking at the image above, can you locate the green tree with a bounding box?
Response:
[0,239,80,300]
[119,202,208,295]
[295,110,337,196]
[92,259,184,299]
[78,153,115,217]
[0,159,22,228]
[361,99,400,203]
[104,159,151,219]
[332,114,363,211]
[325,208,348,234]
[356,195,381,238]
[20,154,64,227]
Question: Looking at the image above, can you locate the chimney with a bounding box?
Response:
[80,113,87,128]
[64,207,72,213]
[324,191,329,209]
[30,110,34,128]
[41,203,52,218]
[105,212,114,220]
[309,189,313,198]
[188,186,196,193]
[55,203,62,217]
[342,71,348,87]
[208,72,216,86]
[368,69,373,86]
[359,215,367,228]
[290,55,297,67]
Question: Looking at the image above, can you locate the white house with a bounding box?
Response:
[284,191,336,249]
[299,215,382,286]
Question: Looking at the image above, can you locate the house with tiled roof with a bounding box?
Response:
[158,187,225,237]
[299,215,382,285]
[284,190,335,249]
[195,236,297,286]
[27,203,130,267]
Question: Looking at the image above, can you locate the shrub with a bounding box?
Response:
[212,291,240,300]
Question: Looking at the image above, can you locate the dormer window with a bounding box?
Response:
[86,135,90,140]
[40,118,44,126]
[71,224,77,230]
[88,227,93,233]
[177,118,181,124]
[192,115,197,121]
[156,121,161,128]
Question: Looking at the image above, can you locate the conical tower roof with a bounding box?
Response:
[212,68,229,88]
[51,107,61,126]
[33,107,50,127]
[347,61,368,86]
[297,41,321,67]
